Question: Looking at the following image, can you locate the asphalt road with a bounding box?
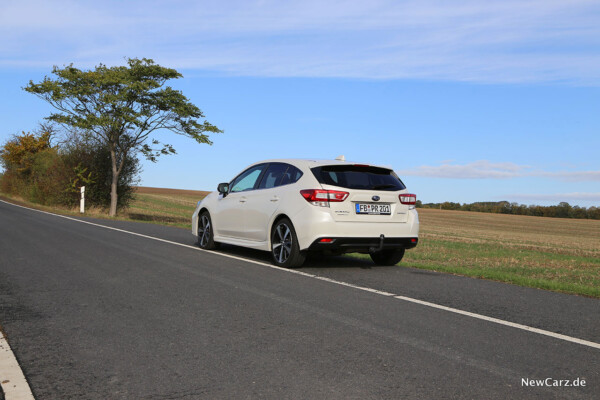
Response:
[0,200,598,399]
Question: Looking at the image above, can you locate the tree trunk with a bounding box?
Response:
[109,146,119,217]
[109,170,119,217]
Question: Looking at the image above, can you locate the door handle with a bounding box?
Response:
[270,196,279,202]
[239,197,247,203]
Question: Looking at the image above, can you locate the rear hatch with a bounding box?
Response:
[311,164,410,223]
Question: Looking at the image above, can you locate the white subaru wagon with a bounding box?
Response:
[192,158,419,268]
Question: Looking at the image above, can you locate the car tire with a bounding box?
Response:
[271,218,306,268]
[197,211,219,250]
[370,248,405,266]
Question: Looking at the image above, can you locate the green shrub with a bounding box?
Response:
[29,148,72,205]
[61,143,140,210]
[1,130,141,211]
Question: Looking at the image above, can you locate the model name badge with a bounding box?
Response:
[335,210,350,214]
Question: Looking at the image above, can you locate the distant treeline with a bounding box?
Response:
[417,201,600,220]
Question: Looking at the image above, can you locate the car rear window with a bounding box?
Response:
[311,165,406,191]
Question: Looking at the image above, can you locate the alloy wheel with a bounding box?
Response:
[198,214,211,248]
[272,222,292,264]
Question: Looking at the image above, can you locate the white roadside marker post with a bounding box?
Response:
[80,186,85,213]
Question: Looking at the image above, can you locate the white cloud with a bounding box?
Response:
[397,160,532,179]
[398,160,600,181]
[540,171,600,182]
[1,0,599,84]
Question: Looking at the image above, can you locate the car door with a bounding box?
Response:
[212,164,267,239]
[244,163,301,242]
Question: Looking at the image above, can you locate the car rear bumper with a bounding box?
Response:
[291,207,419,251]
[308,236,418,253]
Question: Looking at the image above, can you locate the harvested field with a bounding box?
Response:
[418,209,600,258]
[393,209,600,297]
[135,186,210,197]
[127,186,209,226]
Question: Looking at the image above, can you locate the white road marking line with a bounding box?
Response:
[313,276,396,296]
[394,296,600,350]
[0,332,35,400]
[2,199,600,351]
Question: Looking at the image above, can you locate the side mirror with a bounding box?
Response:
[217,182,229,196]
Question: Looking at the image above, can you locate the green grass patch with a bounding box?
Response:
[350,236,600,298]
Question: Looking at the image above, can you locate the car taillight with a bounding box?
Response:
[399,193,416,205]
[300,189,349,207]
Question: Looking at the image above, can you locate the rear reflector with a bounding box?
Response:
[399,193,417,205]
[300,189,349,203]
[319,238,334,243]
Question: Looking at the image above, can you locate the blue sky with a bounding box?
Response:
[1,0,599,206]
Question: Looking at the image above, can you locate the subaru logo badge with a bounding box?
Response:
[372,195,380,201]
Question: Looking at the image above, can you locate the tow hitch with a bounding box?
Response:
[369,234,385,253]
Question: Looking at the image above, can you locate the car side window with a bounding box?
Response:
[230,164,266,193]
[280,165,303,186]
[258,163,289,189]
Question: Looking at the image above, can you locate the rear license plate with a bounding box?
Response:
[355,203,391,215]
